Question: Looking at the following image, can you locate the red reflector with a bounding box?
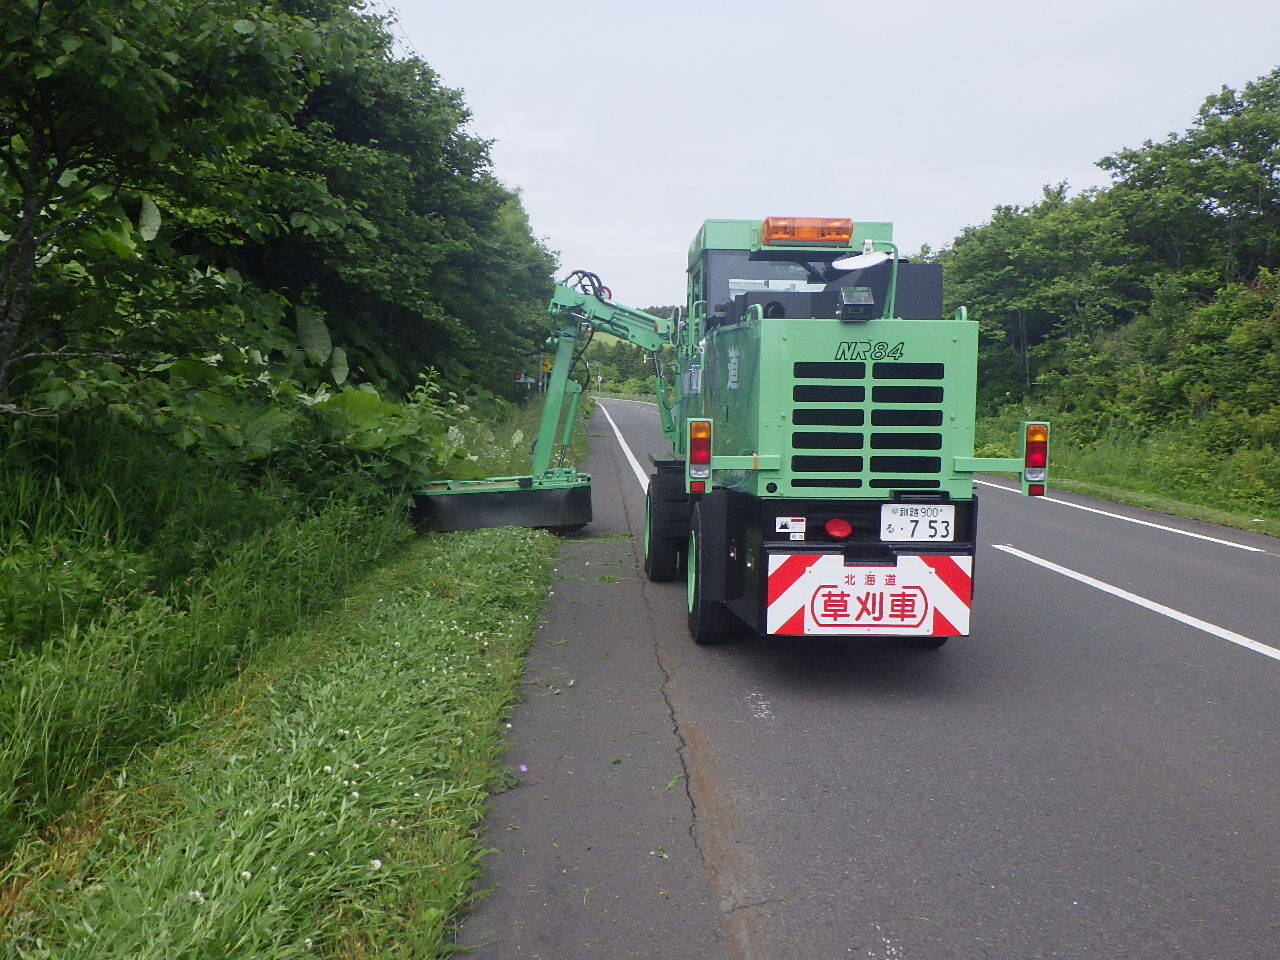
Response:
[824,518,852,539]
[1026,439,1047,468]
[690,437,711,464]
[690,480,706,493]
[1029,483,1045,496]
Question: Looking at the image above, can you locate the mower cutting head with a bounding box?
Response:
[411,475,592,534]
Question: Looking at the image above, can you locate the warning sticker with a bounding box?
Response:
[775,516,806,541]
[766,554,973,636]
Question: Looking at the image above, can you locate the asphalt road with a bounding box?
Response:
[459,399,1280,960]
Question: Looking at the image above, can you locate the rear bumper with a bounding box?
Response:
[692,489,977,637]
[765,552,972,637]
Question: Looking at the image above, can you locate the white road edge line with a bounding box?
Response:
[596,401,650,491]
[992,544,1280,663]
[974,479,1263,553]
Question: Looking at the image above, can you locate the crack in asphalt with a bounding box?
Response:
[607,423,767,960]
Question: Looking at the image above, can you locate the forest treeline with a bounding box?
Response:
[2,0,554,476]
[940,68,1280,510]
[0,0,555,855]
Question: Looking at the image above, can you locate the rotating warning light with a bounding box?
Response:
[760,216,853,246]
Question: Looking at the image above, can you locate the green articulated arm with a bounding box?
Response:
[547,282,673,351]
[530,274,674,479]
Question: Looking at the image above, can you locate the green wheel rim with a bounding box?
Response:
[687,529,696,612]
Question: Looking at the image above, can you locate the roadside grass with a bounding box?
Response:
[2,526,557,959]
[976,414,1280,538]
[0,439,408,856]
[467,393,595,475]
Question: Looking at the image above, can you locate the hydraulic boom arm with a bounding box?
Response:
[530,278,673,475]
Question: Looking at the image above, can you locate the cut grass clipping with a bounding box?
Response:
[4,526,556,959]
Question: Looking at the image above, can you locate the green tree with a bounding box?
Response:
[0,0,326,412]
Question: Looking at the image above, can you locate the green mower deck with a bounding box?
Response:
[411,475,592,533]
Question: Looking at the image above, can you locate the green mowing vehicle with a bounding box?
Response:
[415,216,1049,646]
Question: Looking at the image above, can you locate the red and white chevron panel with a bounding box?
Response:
[766,553,973,637]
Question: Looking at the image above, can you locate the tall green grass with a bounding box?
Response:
[0,393,589,863]
[0,419,409,856]
[976,408,1280,524]
[3,516,557,960]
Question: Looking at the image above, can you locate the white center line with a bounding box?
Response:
[599,396,658,407]
[992,544,1280,663]
[597,401,650,491]
[975,479,1263,553]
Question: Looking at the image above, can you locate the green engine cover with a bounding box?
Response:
[695,316,978,500]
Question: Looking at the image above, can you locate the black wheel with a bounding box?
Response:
[903,636,949,649]
[643,472,686,582]
[686,503,733,645]
[643,487,683,581]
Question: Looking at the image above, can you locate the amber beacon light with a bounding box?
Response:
[759,216,853,246]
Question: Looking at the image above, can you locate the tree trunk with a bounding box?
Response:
[0,190,43,400]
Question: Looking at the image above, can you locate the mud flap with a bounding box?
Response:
[411,483,592,533]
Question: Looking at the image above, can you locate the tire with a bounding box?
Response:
[904,636,949,649]
[686,503,733,645]
[643,474,684,583]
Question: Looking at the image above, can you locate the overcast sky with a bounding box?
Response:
[387,0,1280,306]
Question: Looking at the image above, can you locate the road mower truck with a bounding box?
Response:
[415,216,1048,647]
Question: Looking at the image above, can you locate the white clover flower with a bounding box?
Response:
[241,870,253,880]
[369,859,382,870]
[188,890,206,904]
[323,765,332,773]
[351,791,360,798]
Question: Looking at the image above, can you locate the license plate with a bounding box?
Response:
[880,504,955,542]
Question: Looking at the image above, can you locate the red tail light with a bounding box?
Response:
[688,419,712,483]
[1024,422,1048,494]
[824,518,852,539]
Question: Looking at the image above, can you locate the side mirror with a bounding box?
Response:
[830,251,891,271]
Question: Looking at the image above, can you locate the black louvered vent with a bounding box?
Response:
[871,385,943,404]
[871,433,942,450]
[794,384,864,403]
[794,362,866,379]
[792,432,864,449]
[792,455,863,472]
[866,363,947,490]
[793,478,863,488]
[871,409,942,426]
[784,357,950,492]
[794,408,864,426]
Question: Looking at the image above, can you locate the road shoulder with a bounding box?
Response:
[455,411,724,960]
